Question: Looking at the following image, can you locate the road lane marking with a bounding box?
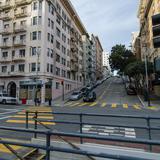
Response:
[0,144,22,153]
[123,104,128,109]
[133,104,141,110]
[65,102,73,106]
[101,102,107,107]
[111,103,117,108]
[89,102,97,107]
[6,120,55,125]
[0,116,11,120]
[147,106,157,110]
[70,102,80,107]
[78,103,88,107]
[0,110,20,115]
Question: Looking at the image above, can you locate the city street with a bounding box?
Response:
[0,77,159,141]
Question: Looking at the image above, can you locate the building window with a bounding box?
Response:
[47,63,49,72]
[50,49,53,58]
[38,31,41,40]
[56,15,61,25]
[32,31,37,40]
[51,20,54,29]
[56,82,60,89]
[2,52,8,58]
[33,2,38,10]
[47,48,50,57]
[39,1,42,10]
[31,63,36,72]
[19,49,25,57]
[2,66,7,73]
[56,41,60,50]
[48,18,50,27]
[50,64,53,73]
[32,16,37,25]
[19,64,25,72]
[55,67,60,76]
[38,16,42,25]
[56,27,61,37]
[56,54,60,63]
[11,65,14,72]
[31,47,36,56]
[51,34,54,43]
[48,33,50,41]
[37,62,40,71]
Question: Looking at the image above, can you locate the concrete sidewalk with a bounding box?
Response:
[137,94,160,110]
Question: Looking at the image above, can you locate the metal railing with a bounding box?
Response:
[0,112,160,160]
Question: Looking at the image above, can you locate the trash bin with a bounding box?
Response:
[22,98,26,104]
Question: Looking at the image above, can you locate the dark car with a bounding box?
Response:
[126,85,136,95]
[83,91,96,102]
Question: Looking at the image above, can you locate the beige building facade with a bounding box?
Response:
[0,0,88,104]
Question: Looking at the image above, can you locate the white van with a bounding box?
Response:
[0,92,17,104]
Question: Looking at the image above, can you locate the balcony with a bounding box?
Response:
[0,28,12,35]
[14,11,29,18]
[71,64,78,72]
[12,56,25,62]
[0,43,11,49]
[13,25,26,33]
[0,13,11,21]
[1,3,12,10]
[15,0,32,6]
[0,71,25,77]
[70,53,78,62]
[0,57,12,63]
[13,40,26,47]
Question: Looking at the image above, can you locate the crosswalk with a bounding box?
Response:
[54,101,158,110]
[5,106,55,126]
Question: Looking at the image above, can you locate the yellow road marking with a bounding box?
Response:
[101,102,107,107]
[17,112,52,115]
[89,102,97,107]
[133,104,141,110]
[6,120,55,125]
[123,104,128,109]
[12,115,54,119]
[112,103,117,108]
[0,144,21,153]
[70,102,80,107]
[148,106,157,110]
[65,102,73,106]
[78,103,88,107]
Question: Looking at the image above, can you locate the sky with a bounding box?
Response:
[70,0,139,52]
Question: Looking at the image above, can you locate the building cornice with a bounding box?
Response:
[60,0,88,35]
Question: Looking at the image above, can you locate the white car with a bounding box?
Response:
[69,91,82,101]
[0,93,17,104]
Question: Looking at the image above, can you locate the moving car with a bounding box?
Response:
[0,93,17,104]
[83,91,96,102]
[69,91,83,101]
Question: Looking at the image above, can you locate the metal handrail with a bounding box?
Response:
[0,126,160,160]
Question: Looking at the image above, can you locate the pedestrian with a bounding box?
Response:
[34,97,37,106]
[38,97,41,106]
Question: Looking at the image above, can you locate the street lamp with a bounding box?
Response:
[30,47,40,105]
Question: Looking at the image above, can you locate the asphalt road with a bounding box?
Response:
[0,77,160,143]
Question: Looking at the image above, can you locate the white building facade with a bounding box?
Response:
[0,0,87,104]
[102,51,111,77]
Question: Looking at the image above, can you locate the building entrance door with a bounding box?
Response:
[7,82,16,97]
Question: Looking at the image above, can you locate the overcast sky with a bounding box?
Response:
[70,0,139,52]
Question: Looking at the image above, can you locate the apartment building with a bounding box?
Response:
[92,35,103,80]
[0,0,87,104]
[138,0,160,96]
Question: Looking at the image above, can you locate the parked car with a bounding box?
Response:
[0,93,17,104]
[126,85,136,95]
[69,91,83,101]
[80,87,88,95]
[83,91,96,102]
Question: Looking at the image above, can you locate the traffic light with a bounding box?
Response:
[152,14,160,48]
[61,80,64,85]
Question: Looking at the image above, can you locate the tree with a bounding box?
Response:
[109,44,135,72]
[125,61,153,92]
